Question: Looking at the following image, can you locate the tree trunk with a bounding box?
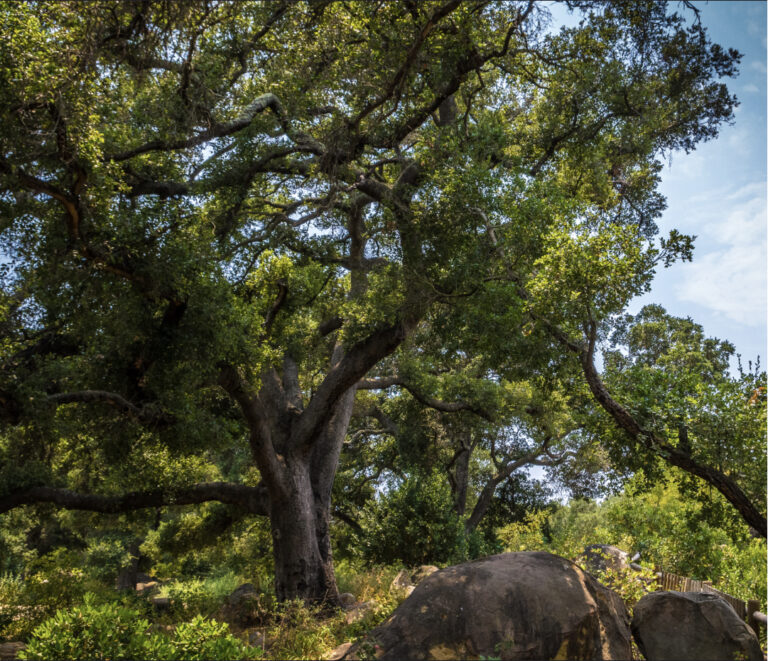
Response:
[452,445,471,517]
[465,477,500,534]
[269,458,340,604]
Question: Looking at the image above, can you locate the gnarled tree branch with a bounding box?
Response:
[47,390,175,426]
[0,482,270,516]
[358,375,494,420]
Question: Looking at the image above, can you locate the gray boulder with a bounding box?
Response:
[631,591,763,661]
[151,596,171,610]
[390,569,412,594]
[579,544,630,575]
[345,551,632,660]
[219,583,260,627]
[390,565,440,597]
[0,643,25,660]
[411,564,439,584]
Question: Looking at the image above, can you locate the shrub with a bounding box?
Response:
[155,571,243,619]
[353,470,493,566]
[164,579,215,618]
[263,599,337,660]
[0,549,95,640]
[18,594,155,660]
[0,573,32,641]
[497,473,767,615]
[170,615,254,660]
[18,595,256,661]
[497,509,550,553]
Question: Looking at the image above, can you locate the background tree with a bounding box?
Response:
[0,0,741,604]
[595,305,766,534]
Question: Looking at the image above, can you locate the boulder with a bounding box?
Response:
[228,582,259,603]
[339,592,356,608]
[327,642,354,660]
[390,565,440,597]
[390,569,412,592]
[136,580,160,594]
[579,544,630,575]
[411,565,439,584]
[344,600,377,624]
[345,552,631,660]
[219,583,260,627]
[631,591,763,661]
[0,643,25,660]
[151,596,171,610]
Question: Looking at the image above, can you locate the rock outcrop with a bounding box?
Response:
[390,564,439,598]
[219,583,260,627]
[345,551,631,660]
[631,591,763,661]
[579,544,630,575]
[0,643,25,660]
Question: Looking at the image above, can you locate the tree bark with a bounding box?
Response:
[453,447,470,517]
[269,456,340,604]
[465,476,501,534]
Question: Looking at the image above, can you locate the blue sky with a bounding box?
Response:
[627,1,767,368]
[549,1,767,368]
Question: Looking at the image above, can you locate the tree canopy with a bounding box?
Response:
[0,0,760,605]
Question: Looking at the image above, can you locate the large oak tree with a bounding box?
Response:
[0,0,743,602]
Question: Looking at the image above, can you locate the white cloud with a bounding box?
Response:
[749,59,767,74]
[747,20,762,37]
[742,83,760,93]
[676,187,767,325]
[726,125,750,150]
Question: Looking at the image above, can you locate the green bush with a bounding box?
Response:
[0,573,31,640]
[353,470,493,565]
[497,509,550,553]
[0,549,96,640]
[18,595,155,660]
[83,533,136,584]
[155,571,242,619]
[171,615,254,660]
[18,595,256,661]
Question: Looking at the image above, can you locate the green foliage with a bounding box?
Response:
[170,615,254,661]
[83,533,136,584]
[18,596,255,661]
[333,561,403,634]
[142,509,273,585]
[0,549,93,640]
[599,305,766,516]
[497,509,551,553]
[352,470,493,566]
[18,595,157,660]
[595,564,658,612]
[0,573,28,640]
[259,600,338,660]
[158,572,242,619]
[250,564,403,660]
[0,0,751,612]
